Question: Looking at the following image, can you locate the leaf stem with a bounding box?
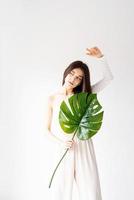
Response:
[48,130,77,188]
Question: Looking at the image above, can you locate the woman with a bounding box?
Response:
[45,46,114,200]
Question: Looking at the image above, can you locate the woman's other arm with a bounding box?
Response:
[86,46,114,93]
[91,56,114,93]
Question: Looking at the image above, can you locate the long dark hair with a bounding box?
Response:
[62,60,92,94]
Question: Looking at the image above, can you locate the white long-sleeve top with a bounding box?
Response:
[91,56,114,93]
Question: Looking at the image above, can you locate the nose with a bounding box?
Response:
[70,76,76,82]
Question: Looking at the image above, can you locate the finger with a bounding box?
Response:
[86,47,90,51]
[86,48,92,52]
[93,48,98,52]
[92,48,99,55]
[94,46,101,54]
[67,143,71,147]
[93,46,98,50]
[67,141,72,144]
[88,49,96,56]
[86,50,92,54]
[86,52,92,56]
[67,144,73,148]
[88,47,95,53]
[67,142,73,146]
[69,140,74,142]
[66,142,72,146]
[86,50,93,55]
[67,145,72,149]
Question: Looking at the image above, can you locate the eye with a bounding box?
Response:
[76,77,82,81]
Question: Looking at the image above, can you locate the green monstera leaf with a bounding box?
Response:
[48,92,104,188]
[59,92,104,140]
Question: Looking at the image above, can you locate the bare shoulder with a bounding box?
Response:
[47,91,61,107]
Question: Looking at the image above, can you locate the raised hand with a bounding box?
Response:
[86,46,104,58]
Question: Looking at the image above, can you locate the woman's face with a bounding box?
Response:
[64,68,84,89]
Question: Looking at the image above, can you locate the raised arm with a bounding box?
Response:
[86,46,114,93]
[91,56,114,93]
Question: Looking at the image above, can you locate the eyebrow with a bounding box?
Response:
[71,70,83,78]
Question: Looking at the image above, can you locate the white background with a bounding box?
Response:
[0,0,134,199]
